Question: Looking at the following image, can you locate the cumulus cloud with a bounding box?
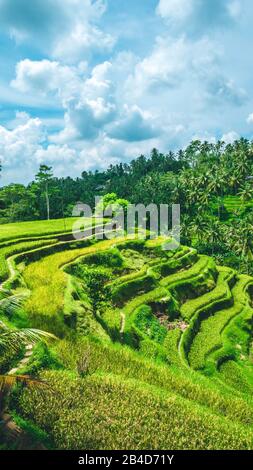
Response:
[0,0,115,62]
[128,35,219,96]
[0,115,118,183]
[108,105,159,142]
[66,97,116,140]
[156,0,194,23]
[221,131,240,143]
[247,113,253,124]
[0,114,45,176]
[75,135,162,173]
[11,59,83,102]
[127,34,246,108]
[156,0,242,33]
[12,59,117,141]
[205,76,247,106]
[129,36,190,93]
[35,144,77,164]
[0,0,251,184]
[53,22,115,63]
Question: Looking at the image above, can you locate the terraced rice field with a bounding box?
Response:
[212,195,253,216]
[1,218,253,450]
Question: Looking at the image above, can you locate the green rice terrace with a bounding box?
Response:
[1,217,253,450]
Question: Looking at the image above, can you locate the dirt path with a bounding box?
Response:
[1,344,47,450]
[7,344,34,375]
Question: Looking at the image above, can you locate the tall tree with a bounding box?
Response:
[35,165,53,220]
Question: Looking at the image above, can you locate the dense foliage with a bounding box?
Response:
[1,139,253,275]
[0,228,252,450]
[1,139,253,450]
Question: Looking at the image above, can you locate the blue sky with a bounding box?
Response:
[0,0,253,184]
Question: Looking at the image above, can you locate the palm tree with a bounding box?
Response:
[238,184,253,204]
[235,153,250,179]
[228,172,239,195]
[189,213,210,243]
[229,215,253,273]
[0,320,55,352]
[207,170,228,219]
[0,319,55,414]
[205,219,222,249]
[180,215,193,244]
[199,189,211,209]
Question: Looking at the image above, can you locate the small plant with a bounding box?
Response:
[76,347,96,378]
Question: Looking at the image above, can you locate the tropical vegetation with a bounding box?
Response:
[1,139,253,450]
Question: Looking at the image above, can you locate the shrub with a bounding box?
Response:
[133,304,167,344]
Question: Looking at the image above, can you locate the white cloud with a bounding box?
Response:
[11,59,84,103]
[221,130,239,143]
[11,59,117,141]
[157,0,242,36]
[227,1,242,19]
[108,105,159,142]
[66,96,116,140]
[35,144,77,164]
[156,0,194,23]
[127,34,246,110]
[75,135,162,172]
[0,115,120,182]
[0,115,45,172]
[0,0,115,63]
[205,76,247,106]
[247,113,253,124]
[51,61,117,141]
[128,36,191,95]
[53,22,115,63]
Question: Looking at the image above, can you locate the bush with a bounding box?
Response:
[133,304,167,344]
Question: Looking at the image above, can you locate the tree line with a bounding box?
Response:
[1,138,253,274]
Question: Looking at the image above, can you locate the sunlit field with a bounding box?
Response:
[1,220,253,450]
[0,217,97,243]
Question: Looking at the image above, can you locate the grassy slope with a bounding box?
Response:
[2,221,253,450]
[0,217,101,243]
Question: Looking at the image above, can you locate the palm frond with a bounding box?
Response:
[0,327,56,352]
[0,374,43,393]
[0,292,28,317]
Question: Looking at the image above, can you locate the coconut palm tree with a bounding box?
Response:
[189,213,210,243]
[0,318,55,414]
[205,219,222,248]
[238,183,253,204]
[235,153,250,179]
[0,320,55,352]
[228,172,239,195]
[229,215,253,273]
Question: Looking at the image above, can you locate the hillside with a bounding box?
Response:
[1,219,253,450]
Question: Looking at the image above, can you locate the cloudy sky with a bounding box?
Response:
[0,0,253,185]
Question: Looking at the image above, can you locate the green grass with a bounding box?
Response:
[181,267,235,321]
[17,369,253,450]
[3,224,253,450]
[179,267,235,365]
[22,237,127,335]
[0,238,58,282]
[205,276,253,375]
[0,217,101,243]
[161,255,216,291]
[163,329,182,366]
